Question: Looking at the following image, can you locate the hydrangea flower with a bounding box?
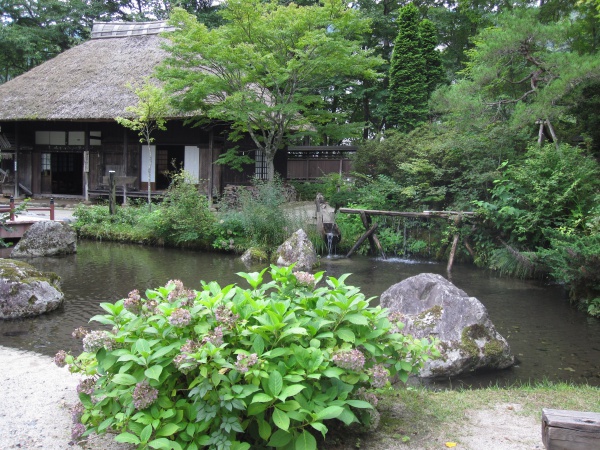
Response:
[369,364,389,388]
[294,271,316,287]
[169,308,192,327]
[71,422,86,441]
[72,327,89,340]
[54,350,67,367]
[332,349,365,371]
[202,326,224,347]
[77,377,96,395]
[173,339,201,374]
[70,402,85,423]
[167,280,196,306]
[214,305,239,328]
[132,380,159,410]
[235,353,259,373]
[82,330,113,353]
[123,289,142,314]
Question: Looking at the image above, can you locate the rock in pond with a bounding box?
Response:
[274,229,318,271]
[11,221,77,257]
[380,273,514,378]
[0,259,64,319]
[240,247,269,265]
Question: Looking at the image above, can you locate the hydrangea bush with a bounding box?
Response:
[58,265,438,450]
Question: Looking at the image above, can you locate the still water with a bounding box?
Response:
[1,241,599,388]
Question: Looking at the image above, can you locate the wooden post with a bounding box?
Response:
[109,170,116,215]
[360,211,378,256]
[9,196,15,221]
[346,223,378,258]
[50,198,55,221]
[542,408,600,450]
[446,214,462,273]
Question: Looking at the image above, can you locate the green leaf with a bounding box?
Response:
[156,423,180,437]
[295,430,317,450]
[145,365,163,381]
[278,384,305,401]
[89,314,115,326]
[310,422,328,437]
[344,400,373,409]
[344,313,369,325]
[268,430,292,448]
[252,335,265,355]
[273,407,290,431]
[248,402,269,415]
[268,370,283,397]
[252,393,274,403]
[336,328,355,343]
[112,373,138,385]
[314,405,344,421]
[148,437,172,449]
[115,432,141,444]
[258,418,272,440]
[136,339,152,356]
[141,424,153,443]
[322,367,344,378]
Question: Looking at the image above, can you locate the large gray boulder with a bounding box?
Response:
[380,273,514,378]
[274,229,318,271]
[11,221,76,257]
[0,259,64,319]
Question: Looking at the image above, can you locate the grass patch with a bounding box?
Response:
[325,381,600,449]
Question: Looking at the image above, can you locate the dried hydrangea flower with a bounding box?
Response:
[173,339,201,374]
[54,350,67,367]
[71,327,89,340]
[369,364,389,388]
[166,280,196,306]
[123,289,142,314]
[202,326,224,347]
[71,422,86,441]
[132,380,159,410]
[76,377,96,395]
[82,330,113,353]
[70,402,85,423]
[214,305,239,328]
[332,349,365,371]
[387,310,405,334]
[235,353,259,373]
[168,308,192,327]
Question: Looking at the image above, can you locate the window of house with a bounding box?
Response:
[255,150,267,179]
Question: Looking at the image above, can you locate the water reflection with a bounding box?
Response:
[1,240,599,388]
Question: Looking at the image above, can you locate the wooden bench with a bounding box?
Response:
[542,408,600,450]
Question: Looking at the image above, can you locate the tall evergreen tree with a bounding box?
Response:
[387,3,427,132]
[418,18,445,99]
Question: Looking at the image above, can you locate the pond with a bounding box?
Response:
[1,240,599,388]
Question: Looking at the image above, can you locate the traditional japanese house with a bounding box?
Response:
[0,20,354,200]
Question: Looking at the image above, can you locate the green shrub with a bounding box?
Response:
[151,170,216,245]
[539,230,600,316]
[58,265,438,450]
[236,177,294,251]
[73,203,155,243]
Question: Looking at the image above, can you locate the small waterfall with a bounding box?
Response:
[325,231,336,257]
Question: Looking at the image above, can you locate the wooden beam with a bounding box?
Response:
[542,409,600,450]
[339,208,475,218]
[346,223,378,258]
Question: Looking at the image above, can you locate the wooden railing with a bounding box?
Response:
[0,197,55,221]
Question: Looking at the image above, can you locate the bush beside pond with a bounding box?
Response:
[58,265,438,449]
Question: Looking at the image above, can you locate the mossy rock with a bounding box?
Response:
[0,258,64,319]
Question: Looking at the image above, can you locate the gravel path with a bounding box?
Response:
[0,346,129,450]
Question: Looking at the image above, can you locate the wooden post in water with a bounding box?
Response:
[446,214,462,274]
[109,170,116,215]
[50,198,55,221]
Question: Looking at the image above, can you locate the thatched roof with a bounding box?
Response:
[0,21,177,121]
